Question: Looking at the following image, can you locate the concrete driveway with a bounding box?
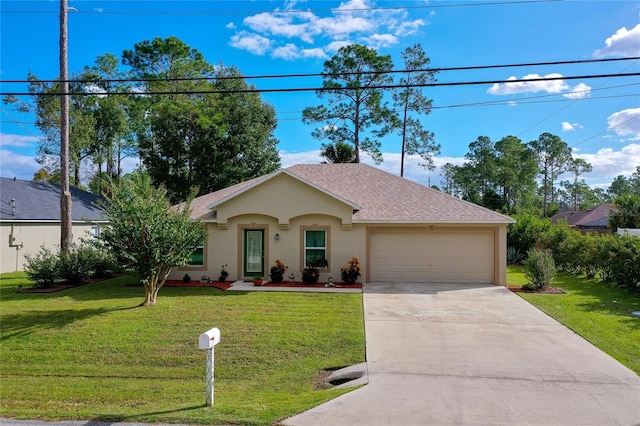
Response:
[284,283,640,425]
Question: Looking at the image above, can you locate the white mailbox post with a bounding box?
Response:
[198,327,221,406]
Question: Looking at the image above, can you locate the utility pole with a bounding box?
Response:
[59,0,72,252]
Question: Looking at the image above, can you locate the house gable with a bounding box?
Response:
[212,172,358,231]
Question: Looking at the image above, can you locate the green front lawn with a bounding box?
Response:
[508,266,640,374]
[0,272,365,425]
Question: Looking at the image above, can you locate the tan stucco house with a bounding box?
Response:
[172,164,515,286]
[0,177,106,274]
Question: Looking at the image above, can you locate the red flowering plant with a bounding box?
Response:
[341,257,361,285]
[269,259,287,284]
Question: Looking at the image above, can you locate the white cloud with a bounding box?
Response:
[272,43,300,60]
[228,0,426,59]
[487,73,569,95]
[594,24,640,58]
[575,143,640,180]
[607,108,640,139]
[226,22,236,30]
[272,44,327,60]
[0,149,40,180]
[229,31,272,55]
[300,48,328,59]
[0,133,39,148]
[362,33,398,49]
[488,75,592,100]
[561,122,583,132]
[563,82,591,99]
[326,40,352,52]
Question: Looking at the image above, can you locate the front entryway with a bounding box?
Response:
[243,229,265,278]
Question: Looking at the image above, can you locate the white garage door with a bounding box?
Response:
[369,230,494,284]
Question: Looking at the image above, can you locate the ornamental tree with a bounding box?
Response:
[96,170,207,306]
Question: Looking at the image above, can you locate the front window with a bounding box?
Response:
[189,245,204,267]
[304,229,327,267]
[90,226,100,241]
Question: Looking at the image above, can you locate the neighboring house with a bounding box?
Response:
[0,177,106,273]
[551,204,613,234]
[172,164,515,286]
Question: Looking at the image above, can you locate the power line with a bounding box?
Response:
[2,0,565,15]
[2,56,637,85]
[517,59,640,137]
[3,72,637,97]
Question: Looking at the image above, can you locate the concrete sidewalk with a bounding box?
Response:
[284,283,640,425]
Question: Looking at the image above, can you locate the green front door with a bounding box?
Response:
[243,229,265,278]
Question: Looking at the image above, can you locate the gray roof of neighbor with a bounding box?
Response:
[0,177,106,222]
[187,163,515,224]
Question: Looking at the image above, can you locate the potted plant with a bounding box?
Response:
[253,277,263,286]
[218,264,229,282]
[269,259,287,284]
[302,258,327,285]
[182,273,191,283]
[341,257,361,285]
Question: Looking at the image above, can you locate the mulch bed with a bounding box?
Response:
[507,286,565,294]
[260,281,362,289]
[164,280,232,290]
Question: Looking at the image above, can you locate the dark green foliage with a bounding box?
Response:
[340,257,361,285]
[523,248,556,290]
[124,37,280,204]
[23,246,60,288]
[59,243,99,285]
[507,213,553,255]
[96,170,208,305]
[598,236,640,290]
[302,259,327,285]
[269,259,286,284]
[303,44,397,164]
[609,194,640,230]
[320,141,357,163]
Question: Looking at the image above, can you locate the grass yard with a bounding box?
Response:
[507,266,640,375]
[0,272,365,425]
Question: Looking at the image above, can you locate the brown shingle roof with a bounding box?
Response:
[551,204,613,228]
[186,163,514,223]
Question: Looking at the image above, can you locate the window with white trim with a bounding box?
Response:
[304,229,327,267]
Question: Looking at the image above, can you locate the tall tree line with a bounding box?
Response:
[438,133,620,216]
[4,36,280,203]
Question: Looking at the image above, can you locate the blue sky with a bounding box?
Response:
[1,0,639,189]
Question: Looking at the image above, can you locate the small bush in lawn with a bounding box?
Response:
[606,236,640,290]
[24,245,60,288]
[507,213,553,254]
[523,248,556,290]
[59,243,96,285]
[521,283,537,291]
